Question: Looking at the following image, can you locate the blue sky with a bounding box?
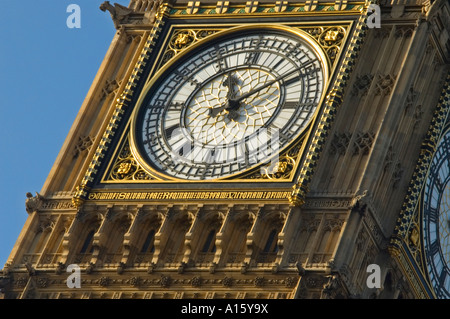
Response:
[0,1,126,267]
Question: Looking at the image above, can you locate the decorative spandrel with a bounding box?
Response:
[159,29,223,68]
[303,26,347,66]
[106,136,157,182]
[231,138,303,180]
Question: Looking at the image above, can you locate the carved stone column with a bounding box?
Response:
[243,205,264,266]
[90,207,114,265]
[182,205,203,265]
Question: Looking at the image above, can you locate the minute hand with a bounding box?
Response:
[232,64,312,103]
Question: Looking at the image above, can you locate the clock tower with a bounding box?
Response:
[1,0,450,299]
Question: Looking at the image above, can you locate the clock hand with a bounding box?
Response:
[209,63,315,118]
[231,66,309,104]
[208,99,241,118]
[209,103,227,117]
[210,68,304,120]
[209,73,240,117]
[224,73,239,99]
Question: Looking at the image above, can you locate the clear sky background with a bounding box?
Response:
[0,1,127,268]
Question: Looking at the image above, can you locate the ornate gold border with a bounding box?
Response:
[72,2,360,205]
[86,189,292,202]
[168,1,366,18]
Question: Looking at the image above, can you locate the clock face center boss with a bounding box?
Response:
[130,25,329,180]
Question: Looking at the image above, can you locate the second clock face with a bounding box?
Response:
[132,26,328,180]
[423,128,450,298]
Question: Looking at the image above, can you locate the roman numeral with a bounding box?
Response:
[199,164,211,180]
[143,133,159,145]
[203,148,216,164]
[430,240,440,256]
[439,269,448,287]
[300,59,317,69]
[165,123,180,140]
[178,140,193,157]
[175,71,201,88]
[283,101,318,110]
[284,75,301,86]
[245,51,261,65]
[167,102,184,111]
[269,124,290,141]
[428,206,439,224]
[215,45,228,71]
[240,142,250,167]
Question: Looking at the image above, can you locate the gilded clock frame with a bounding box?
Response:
[100,22,353,184]
[72,0,372,207]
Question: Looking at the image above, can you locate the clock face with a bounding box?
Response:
[131,25,328,180]
[423,128,450,298]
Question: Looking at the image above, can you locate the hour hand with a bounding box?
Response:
[209,103,227,117]
[223,73,239,100]
[209,99,240,118]
[209,73,240,118]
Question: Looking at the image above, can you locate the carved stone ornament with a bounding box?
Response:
[25,192,44,214]
[285,276,297,288]
[351,74,374,96]
[129,276,141,287]
[99,276,110,287]
[374,74,397,96]
[73,135,94,158]
[329,132,351,155]
[160,274,171,287]
[191,276,202,287]
[222,276,233,287]
[353,131,375,156]
[254,276,265,287]
[321,274,345,299]
[100,1,134,29]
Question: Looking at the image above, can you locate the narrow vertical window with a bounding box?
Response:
[263,229,278,253]
[201,229,216,253]
[141,230,155,253]
[80,230,95,254]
